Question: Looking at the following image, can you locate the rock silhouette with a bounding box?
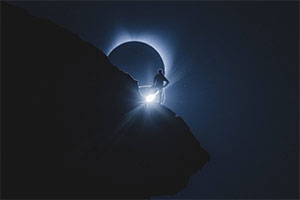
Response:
[2,3,210,199]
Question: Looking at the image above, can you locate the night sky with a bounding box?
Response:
[10,1,299,198]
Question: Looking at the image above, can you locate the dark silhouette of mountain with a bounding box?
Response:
[1,3,210,199]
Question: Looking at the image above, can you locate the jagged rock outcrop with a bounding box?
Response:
[1,3,210,199]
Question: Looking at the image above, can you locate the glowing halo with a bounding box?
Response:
[106,32,172,75]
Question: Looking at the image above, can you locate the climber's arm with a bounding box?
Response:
[163,77,169,88]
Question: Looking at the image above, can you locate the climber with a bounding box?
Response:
[153,68,169,104]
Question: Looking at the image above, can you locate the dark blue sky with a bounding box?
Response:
[10,1,299,198]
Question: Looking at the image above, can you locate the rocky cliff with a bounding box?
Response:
[1,3,209,198]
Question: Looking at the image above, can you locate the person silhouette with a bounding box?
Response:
[153,68,169,104]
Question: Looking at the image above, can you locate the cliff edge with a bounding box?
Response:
[1,3,210,198]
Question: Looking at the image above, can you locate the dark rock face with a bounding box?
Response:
[1,3,210,199]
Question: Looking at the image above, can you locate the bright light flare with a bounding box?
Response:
[146,94,156,102]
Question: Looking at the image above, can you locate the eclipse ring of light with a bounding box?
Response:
[106,35,171,75]
[108,41,166,74]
